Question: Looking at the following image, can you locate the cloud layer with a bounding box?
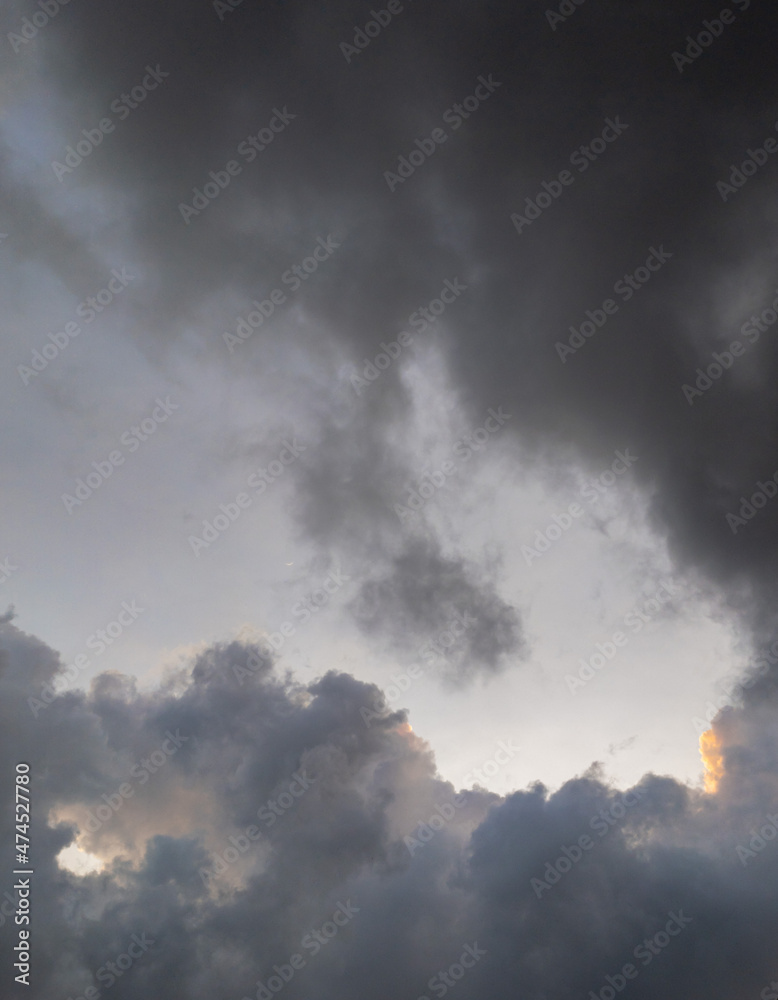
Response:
[2,623,778,999]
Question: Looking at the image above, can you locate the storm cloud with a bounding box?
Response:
[2,0,778,996]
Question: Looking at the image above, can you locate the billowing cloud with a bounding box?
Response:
[2,623,778,999]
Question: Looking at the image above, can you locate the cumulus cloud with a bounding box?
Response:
[2,624,778,999]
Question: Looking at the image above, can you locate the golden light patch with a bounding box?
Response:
[48,784,214,869]
[700,728,725,793]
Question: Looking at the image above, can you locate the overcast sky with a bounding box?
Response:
[2,0,778,998]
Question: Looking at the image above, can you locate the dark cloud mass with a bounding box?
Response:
[348,535,524,683]
[5,0,777,647]
[2,624,778,1000]
[3,0,778,996]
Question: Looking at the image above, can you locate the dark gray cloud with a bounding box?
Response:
[5,0,778,673]
[349,534,524,683]
[2,625,778,999]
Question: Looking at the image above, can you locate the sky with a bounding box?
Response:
[1,0,778,998]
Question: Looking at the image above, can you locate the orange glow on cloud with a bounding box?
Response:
[700,728,725,793]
